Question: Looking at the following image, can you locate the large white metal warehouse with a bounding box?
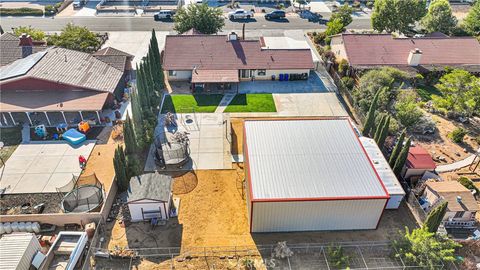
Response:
[243,118,390,233]
[360,137,406,209]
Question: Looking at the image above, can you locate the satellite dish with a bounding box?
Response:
[0,141,4,149]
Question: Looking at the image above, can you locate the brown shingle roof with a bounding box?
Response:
[0,89,109,112]
[191,69,239,83]
[19,47,124,92]
[0,33,46,67]
[163,35,314,71]
[337,34,480,70]
[426,181,479,212]
[93,47,134,58]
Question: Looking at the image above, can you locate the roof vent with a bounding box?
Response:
[456,196,462,203]
[228,32,238,41]
[407,48,422,66]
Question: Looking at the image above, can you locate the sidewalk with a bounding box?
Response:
[436,148,480,172]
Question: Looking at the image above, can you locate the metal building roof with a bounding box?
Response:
[359,137,405,196]
[0,233,39,270]
[244,119,389,200]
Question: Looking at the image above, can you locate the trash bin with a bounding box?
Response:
[279,74,284,81]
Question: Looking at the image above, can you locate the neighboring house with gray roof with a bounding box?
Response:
[0,33,47,67]
[0,34,132,127]
[127,173,174,222]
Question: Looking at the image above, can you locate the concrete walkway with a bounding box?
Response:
[436,148,480,173]
[21,124,30,143]
[214,90,237,113]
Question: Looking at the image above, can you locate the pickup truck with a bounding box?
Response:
[228,9,254,20]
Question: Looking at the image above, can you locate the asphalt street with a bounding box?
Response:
[0,16,371,32]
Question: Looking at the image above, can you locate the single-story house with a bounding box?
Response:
[127,173,174,222]
[162,32,314,92]
[0,233,42,270]
[330,33,480,76]
[0,33,132,127]
[422,181,479,228]
[243,118,390,233]
[360,137,406,209]
[403,145,437,179]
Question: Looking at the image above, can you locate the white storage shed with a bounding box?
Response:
[243,118,390,233]
[0,233,41,270]
[359,137,406,209]
[127,173,174,222]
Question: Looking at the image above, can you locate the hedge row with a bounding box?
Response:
[0,8,44,16]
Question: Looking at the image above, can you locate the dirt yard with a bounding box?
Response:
[80,125,123,192]
[412,114,479,165]
[231,118,244,155]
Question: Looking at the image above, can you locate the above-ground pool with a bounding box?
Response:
[63,129,86,145]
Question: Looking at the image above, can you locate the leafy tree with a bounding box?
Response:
[389,129,406,167]
[423,201,448,233]
[376,115,390,150]
[47,23,100,53]
[113,145,129,192]
[353,67,407,114]
[330,4,353,27]
[393,137,411,177]
[374,114,387,142]
[174,4,225,34]
[13,26,45,41]
[148,29,164,92]
[395,91,424,129]
[130,89,147,148]
[123,114,137,155]
[449,127,467,143]
[393,227,460,269]
[372,0,426,33]
[422,0,457,34]
[362,87,383,136]
[462,0,480,35]
[325,18,345,36]
[458,176,480,193]
[431,69,480,117]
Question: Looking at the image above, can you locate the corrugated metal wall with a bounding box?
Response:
[251,199,386,232]
[0,233,41,270]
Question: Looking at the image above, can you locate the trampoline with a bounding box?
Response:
[63,129,86,145]
[61,185,104,213]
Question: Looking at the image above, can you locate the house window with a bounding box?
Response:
[168,70,177,76]
[453,211,464,219]
[257,69,266,76]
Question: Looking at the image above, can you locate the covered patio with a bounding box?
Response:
[0,90,109,127]
[190,69,239,94]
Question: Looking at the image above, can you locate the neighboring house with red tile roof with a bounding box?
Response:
[403,145,437,178]
[422,181,479,229]
[0,43,131,127]
[330,33,480,75]
[162,32,314,92]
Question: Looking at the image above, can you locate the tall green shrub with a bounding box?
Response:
[374,114,387,142]
[389,129,406,167]
[113,145,129,192]
[423,201,448,233]
[362,88,383,137]
[123,114,137,155]
[376,115,390,150]
[393,137,411,177]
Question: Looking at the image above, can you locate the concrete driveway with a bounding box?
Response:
[102,31,168,67]
[239,71,328,94]
[0,141,95,194]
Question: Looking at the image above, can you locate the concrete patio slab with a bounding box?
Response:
[273,93,348,117]
[11,174,51,194]
[0,141,96,194]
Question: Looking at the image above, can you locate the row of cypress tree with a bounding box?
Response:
[114,29,164,192]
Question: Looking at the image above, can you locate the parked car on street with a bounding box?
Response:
[228,9,254,20]
[264,10,286,20]
[72,0,82,9]
[154,10,174,20]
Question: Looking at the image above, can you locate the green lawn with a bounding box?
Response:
[224,94,277,113]
[161,94,224,113]
[416,85,443,101]
[0,127,22,165]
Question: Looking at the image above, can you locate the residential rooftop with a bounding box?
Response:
[163,34,314,71]
[426,181,479,212]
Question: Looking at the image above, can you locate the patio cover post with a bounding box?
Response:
[44,112,51,126]
[8,112,16,126]
[79,111,84,121]
[96,111,101,124]
[61,111,68,124]
[25,112,33,125]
